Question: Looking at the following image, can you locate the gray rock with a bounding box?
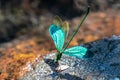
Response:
[20,35,120,80]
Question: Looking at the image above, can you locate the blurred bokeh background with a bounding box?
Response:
[0,0,120,79]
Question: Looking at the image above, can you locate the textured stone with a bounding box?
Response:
[20,35,120,80]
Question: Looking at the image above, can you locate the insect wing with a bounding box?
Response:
[63,46,88,58]
[62,21,69,38]
[53,16,62,27]
[49,24,65,51]
[53,16,69,39]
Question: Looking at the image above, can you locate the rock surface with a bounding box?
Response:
[20,35,120,80]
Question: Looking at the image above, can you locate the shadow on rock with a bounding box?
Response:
[44,59,83,80]
[44,59,59,71]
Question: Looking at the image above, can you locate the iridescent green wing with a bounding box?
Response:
[49,24,65,51]
[63,46,94,59]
